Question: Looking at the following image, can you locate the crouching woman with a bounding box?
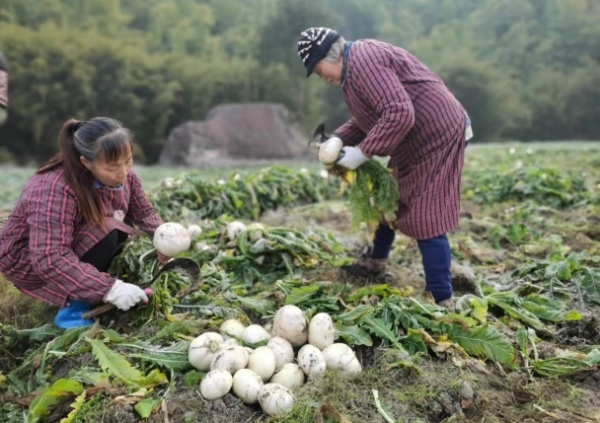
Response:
[0,117,168,328]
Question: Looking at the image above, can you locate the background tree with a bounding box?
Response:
[0,0,597,164]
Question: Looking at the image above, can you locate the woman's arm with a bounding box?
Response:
[126,170,163,236]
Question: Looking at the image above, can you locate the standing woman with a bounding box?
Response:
[0,52,8,125]
[0,117,169,328]
[297,27,473,308]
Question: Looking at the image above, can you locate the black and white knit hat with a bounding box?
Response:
[297,27,340,77]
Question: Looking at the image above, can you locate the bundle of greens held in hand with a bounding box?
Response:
[312,123,399,227]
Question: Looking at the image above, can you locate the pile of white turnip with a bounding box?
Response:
[188,305,362,417]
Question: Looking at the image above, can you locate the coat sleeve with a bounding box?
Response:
[0,69,8,108]
[334,118,367,146]
[126,171,163,236]
[351,55,415,157]
[27,180,115,304]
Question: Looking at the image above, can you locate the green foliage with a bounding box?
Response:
[28,378,84,423]
[472,167,589,208]
[148,166,342,221]
[344,160,400,228]
[88,339,168,389]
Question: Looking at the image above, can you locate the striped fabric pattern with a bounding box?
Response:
[335,40,467,240]
[0,69,7,107]
[0,169,162,306]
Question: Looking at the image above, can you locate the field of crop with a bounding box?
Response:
[1,142,599,423]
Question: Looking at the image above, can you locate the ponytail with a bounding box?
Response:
[38,119,105,229]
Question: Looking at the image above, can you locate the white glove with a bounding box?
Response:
[336,146,369,170]
[103,279,148,311]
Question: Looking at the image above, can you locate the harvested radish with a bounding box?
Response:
[322,343,362,379]
[246,222,266,241]
[308,312,335,350]
[258,383,295,417]
[200,369,233,400]
[270,363,305,390]
[153,222,191,256]
[297,344,326,379]
[267,337,294,372]
[232,368,264,404]
[247,346,277,382]
[318,136,343,166]
[188,332,224,371]
[242,324,271,345]
[272,305,308,347]
[187,224,202,239]
[227,221,247,241]
[210,346,249,374]
[220,319,246,340]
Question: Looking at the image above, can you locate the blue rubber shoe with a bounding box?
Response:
[54,300,94,329]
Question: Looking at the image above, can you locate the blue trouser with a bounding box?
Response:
[54,230,127,329]
[372,223,452,303]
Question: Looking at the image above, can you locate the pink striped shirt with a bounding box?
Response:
[0,169,162,306]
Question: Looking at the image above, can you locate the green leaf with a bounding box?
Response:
[70,370,110,386]
[336,305,374,323]
[59,390,86,423]
[401,332,428,355]
[521,299,565,323]
[236,295,276,314]
[28,378,84,422]
[285,284,320,305]
[359,316,403,350]
[182,370,205,387]
[134,397,159,419]
[445,324,515,365]
[346,284,405,302]
[533,356,594,378]
[335,323,373,347]
[128,341,191,372]
[88,339,168,389]
[486,293,549,332]
[516,327,529,357]
[582,269,600,305]
[564,310,582,321]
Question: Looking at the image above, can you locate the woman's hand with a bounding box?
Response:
[157,251,171,265]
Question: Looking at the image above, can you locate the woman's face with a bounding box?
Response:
[313,59,343,85]
[81,148,133,188]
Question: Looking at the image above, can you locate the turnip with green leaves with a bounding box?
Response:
[227,221,247,241]
[187,224,202,239]
[153,222,191,256]
[188,332,224,371]
[246,222,266,241]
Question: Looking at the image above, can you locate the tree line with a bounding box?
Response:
[0,0,598,164]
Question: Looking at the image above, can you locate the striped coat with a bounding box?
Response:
[0,69,7,108]
[335,40,467,240]
[0,169,162,307]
